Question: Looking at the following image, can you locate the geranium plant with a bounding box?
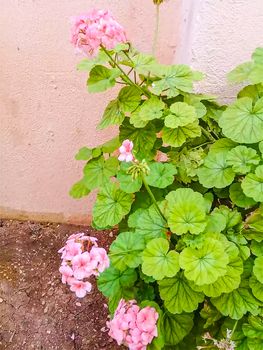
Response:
[66,5,263,350]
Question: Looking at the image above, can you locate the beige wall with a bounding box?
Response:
[1,0,263,224]
[0,0,180,224]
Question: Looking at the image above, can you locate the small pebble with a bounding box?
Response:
[109,232,113,238]
[0,298,3,303]
[76,302,81,307]
[47,330,51,334]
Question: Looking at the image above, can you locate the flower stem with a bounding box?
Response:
[152,4,160,56]
[200,126,216,142]
[231,320,238,339]
[141,174,166,222]
[100,45,149,97]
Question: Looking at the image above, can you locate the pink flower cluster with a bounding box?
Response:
[118,139,134,162]
[70,9,127,57]
[107,299,158,350]
[58,232,110,298]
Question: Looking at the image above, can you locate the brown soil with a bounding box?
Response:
[0,219,122,350]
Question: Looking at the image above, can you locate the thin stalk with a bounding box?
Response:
[191,141,212,151]
[141,174,166,222]
[152,4,160,56]
[231,320,238,339]
[100,45,149,97]
[200,126,216,142]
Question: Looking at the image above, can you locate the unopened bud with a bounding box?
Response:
[153,0,165,4]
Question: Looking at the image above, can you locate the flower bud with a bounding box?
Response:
[153,0,165,4]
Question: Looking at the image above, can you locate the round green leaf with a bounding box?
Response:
[83,156,118,190]
[129,203,167,242]
[162,122,201,148]
[142,238,180,280]
[87,65,120,93]
[219,97,263,144]
[145,162,177,189]
[117,86,141,113]
[195,255,243,297]
[92,182,133,228]
[226,145,260,173]
[158,272,204,314]
[69,179,90,199]
[75,146,93,160]
[251,240,263,256]
[253,256,263,283]
[161,312,194,346]
[98,99,125,129]
[197,151,235,189]
[117,162,142,193]
[164,102,197,128]
[109,232,145,270]
[230,183,257,208]
[259,141,263,157]
[138,97,165,121]
[249,275,263,302]
[211,285,260,320]
[179,239,229,285]
[210,138,238,153]
[166,188,207,235]
[97,266,137,298]
[242,165,263,202]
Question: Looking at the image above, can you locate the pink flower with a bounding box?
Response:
[60,241,82,260]
[90,247,110,273]
[69,279,92,298]
[107,299,158,349]
[71,252,93,279]
[59,265,73,284]
[118,140,134,162]
[70,9,127,57]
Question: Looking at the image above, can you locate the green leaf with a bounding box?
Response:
[253,256,263,283]
[238,84,263,101]
[210,138,238,153]
[243,316,263,339]
[250,275,263,302]
[204,209,227,233]
[129,203,167,242]
[259,141,263,156]
[213,206,242,229]
[92,182,133,228]
[219,97,263,144]
[101,136,120,153]
[118,86,142,113]
[164,102,197,128]
[77,50,108,71]
[179,239,229,285]
[162,122,201,148]
[200,302,222,328]
[97,266,137,298]
[166,188,207,235]
[145,162,177,189]
[158,272,204,314]
[197,151,235,189]
[227,146,260,173]
[184,94,207,118]
[98,99,125,129]
[87,65,120,93]
[228,62,253,82]
[242,165,263,202]
[195,255,243,297]
[161,312,194,345]
[142,238,180,280]
[136,97,165,122]
[251,241,263,257]
[131,53,156,75]
[83,156,118,190]
[109,231,145,270]
[152,64,202,97]
[248,338,263,350]
[211,285,260,320]
[117,162,142,193]
[75,146,93,160]
[120,119,156,160]
[230,183,257,208]
[69,179,90,199]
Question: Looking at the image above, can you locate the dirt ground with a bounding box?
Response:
[0,219,123,350]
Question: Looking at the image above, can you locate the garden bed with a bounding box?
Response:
[0,219,121,349]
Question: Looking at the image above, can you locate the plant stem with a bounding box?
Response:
[200,126,216,142]
[191,141,212,151]
[100,45,149,97]
[231,320,239,339]
[141,174,166,222]
[152,4,160,56]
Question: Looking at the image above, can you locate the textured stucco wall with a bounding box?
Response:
[176,0,263,101]
[0,0,180,224]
